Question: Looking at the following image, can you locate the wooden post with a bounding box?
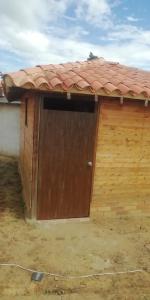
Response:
[67,92,71,100]
[144,99,149,107]
[95,95,98,102]
[120,96,124,105]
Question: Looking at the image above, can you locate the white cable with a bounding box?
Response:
[0,263,146,279]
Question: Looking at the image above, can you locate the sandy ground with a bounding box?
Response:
[0,155,150,299]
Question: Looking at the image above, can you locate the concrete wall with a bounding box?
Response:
[0,102,20,156]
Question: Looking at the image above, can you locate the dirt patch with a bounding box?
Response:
[0,156,150,299]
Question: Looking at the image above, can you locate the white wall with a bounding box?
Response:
[0,102,20,156]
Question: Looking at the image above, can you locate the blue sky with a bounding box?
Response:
[0,0,150,73]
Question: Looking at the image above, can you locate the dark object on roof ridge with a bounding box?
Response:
[87,52,99,61]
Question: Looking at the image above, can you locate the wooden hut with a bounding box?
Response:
[3,58,150,220]
[0,80,4,97]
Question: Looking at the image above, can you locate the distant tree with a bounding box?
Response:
[87,52,98,61]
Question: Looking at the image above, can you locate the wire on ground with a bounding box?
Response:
[0,263,148,279]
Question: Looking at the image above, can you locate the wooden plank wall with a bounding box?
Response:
[20,93,38,216]
[92,98,150,216]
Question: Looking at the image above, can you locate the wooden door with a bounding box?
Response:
[37,95,98,220]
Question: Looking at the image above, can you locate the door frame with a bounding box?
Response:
[88,98,101,215]
[35,93,101,220]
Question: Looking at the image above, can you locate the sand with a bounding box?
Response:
[0,156,150,299]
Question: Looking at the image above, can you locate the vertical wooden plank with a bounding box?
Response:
[31,96,42,219]
[92,97,150,215]
[89,100,101,211]
[19,92,37,217]
[37,97,98,220]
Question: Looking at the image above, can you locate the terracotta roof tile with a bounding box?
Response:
[104,82,119,93]
[3,58,150,99]
[91,81,103,91]
[142,87,150,97]
[70,75,83,83]
[110,78,121,86]
[77,80,90,89]
[117,83,130,94]
[63,78,75,88]
[34,77,49,87]
[129,85,145,95]
[50,77,62,88]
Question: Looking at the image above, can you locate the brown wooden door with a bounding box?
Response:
[37,96,98,220]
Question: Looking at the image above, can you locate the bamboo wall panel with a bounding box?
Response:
[92,99,150,215]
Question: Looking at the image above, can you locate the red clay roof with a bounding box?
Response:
[3,58,150,99]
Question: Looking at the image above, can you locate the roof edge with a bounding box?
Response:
[3,84,150,102]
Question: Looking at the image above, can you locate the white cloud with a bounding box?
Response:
[76,0,111,17]
[127,16,140,22]
[75,0,112,28]
[0,0,69,29]
[0,0,150,72]
[107,24,150,46]
[0,0,112,69]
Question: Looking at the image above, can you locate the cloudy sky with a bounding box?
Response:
[0,0,150,73]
